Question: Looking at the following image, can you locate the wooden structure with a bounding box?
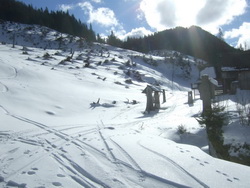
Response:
[221,67,250,93]
[188,91,193,104]
[142,85,162,112]
[198,75,217,113]
[191,82,200,99]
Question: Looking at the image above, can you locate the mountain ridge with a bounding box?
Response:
[123,25,250,70]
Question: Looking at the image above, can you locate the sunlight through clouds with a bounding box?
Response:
[140,0,247,34]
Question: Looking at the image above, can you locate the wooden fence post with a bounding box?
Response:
[162,89,166,103]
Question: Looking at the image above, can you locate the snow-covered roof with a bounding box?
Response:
[209,77,219,87]
[221,67,250,72]
[142,85,162,93]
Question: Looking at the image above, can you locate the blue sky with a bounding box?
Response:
[18,0,250,49]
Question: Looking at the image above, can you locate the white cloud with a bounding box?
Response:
[140,0,247,34]
[90,8,119,27]
[225,22,250,49]
[91,0,102,3]
[58,4,75,12]
[78,2,93,13]
[78,2,119,27]
[122,27,153,40]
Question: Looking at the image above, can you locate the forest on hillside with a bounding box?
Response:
[122,26,250,70]
[1,0,250,71]
[0,0,96,41]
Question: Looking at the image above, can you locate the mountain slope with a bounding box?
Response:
[123,26,250,70]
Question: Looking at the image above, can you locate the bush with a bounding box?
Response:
[196,104,229,159]
[177,124,187,134]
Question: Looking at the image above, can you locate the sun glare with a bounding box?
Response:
[175,0,206,27]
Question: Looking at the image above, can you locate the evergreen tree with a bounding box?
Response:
[107,31,122,47]
[97,34,105,43]
[217,28,224,41]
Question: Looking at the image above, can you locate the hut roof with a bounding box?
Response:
[142,85,161,93]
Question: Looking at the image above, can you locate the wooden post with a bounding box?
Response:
[199,75,212,113]
[162,89,166,103]
[188,91,193,104]
[145,86,154,112]
[12,32,16,48]
[154,91,160,109]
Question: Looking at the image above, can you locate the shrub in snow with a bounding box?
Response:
[125,70,131,76]
[43,52,51,59]
[84,57,90,63]
[76,54,84,60]
[125,79,132,84]
[22,51,28,55]
[114,81,122,85]
[103,59,109,64]
[65,56,72,62]
[196,104,229,158]
[84,62,90,67]
[177,124,187,134]
[54,51,62,56]
[125,60,131,67]
[235,94,250,126]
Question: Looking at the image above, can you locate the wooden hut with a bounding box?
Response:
[142,85,162,112]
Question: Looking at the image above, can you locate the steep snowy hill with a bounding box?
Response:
[0,22,250,188]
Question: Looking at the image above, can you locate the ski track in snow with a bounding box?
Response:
[0,58,18,93]
[0,105,193,188]
[0,106,110,187]
[108,138,196,188]
[0,106,157,187]
[138,141,209,188]
[0,59,18,79]
[0,82,8,93]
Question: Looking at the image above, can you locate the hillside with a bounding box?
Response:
[2,0,249,72]
[123,26,250,72]
[0,22,250,188]
[0,0,96,41]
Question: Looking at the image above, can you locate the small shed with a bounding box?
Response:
[142,85,162,112]
[221,67,250,93]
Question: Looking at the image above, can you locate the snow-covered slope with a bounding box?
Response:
[0,22,250,188]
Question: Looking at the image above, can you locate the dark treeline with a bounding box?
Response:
[0,0,96,41]
[122,26,250,70]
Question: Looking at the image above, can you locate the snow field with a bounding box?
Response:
[0,22,250,187]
